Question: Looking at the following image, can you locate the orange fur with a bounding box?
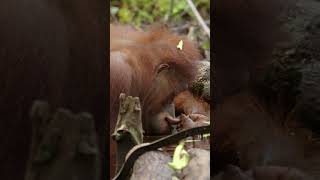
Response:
[174,90,210,116]
[110,24,201,131]
[109,24,201,176]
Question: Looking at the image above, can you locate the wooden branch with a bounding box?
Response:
[186,0,210,37]
[112,93,143,173]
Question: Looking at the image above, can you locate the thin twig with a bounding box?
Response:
[185,0,210,37]
[166,0,175,22]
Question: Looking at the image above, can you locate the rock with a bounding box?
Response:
[130,151,175,180]
[180,148,210,180]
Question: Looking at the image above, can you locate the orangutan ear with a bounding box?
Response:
[156,63,170,74]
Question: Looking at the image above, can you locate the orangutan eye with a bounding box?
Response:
[156,63,169,74]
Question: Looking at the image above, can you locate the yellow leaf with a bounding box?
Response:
[177,40,183,50]
[168,141,190,170]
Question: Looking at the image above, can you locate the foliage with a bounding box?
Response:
[110,0,209,27]
[110,0,210,55]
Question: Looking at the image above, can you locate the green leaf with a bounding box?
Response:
[172,1,187,15]
[118,6,133,23]
[168,141,190,171]
[201,39,210,50]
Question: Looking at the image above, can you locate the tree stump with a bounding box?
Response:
[112,93,144,173]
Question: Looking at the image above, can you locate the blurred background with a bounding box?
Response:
[110,0,210,60]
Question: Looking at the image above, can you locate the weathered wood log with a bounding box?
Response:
[25,100,100,180]
[112,93,144,173]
